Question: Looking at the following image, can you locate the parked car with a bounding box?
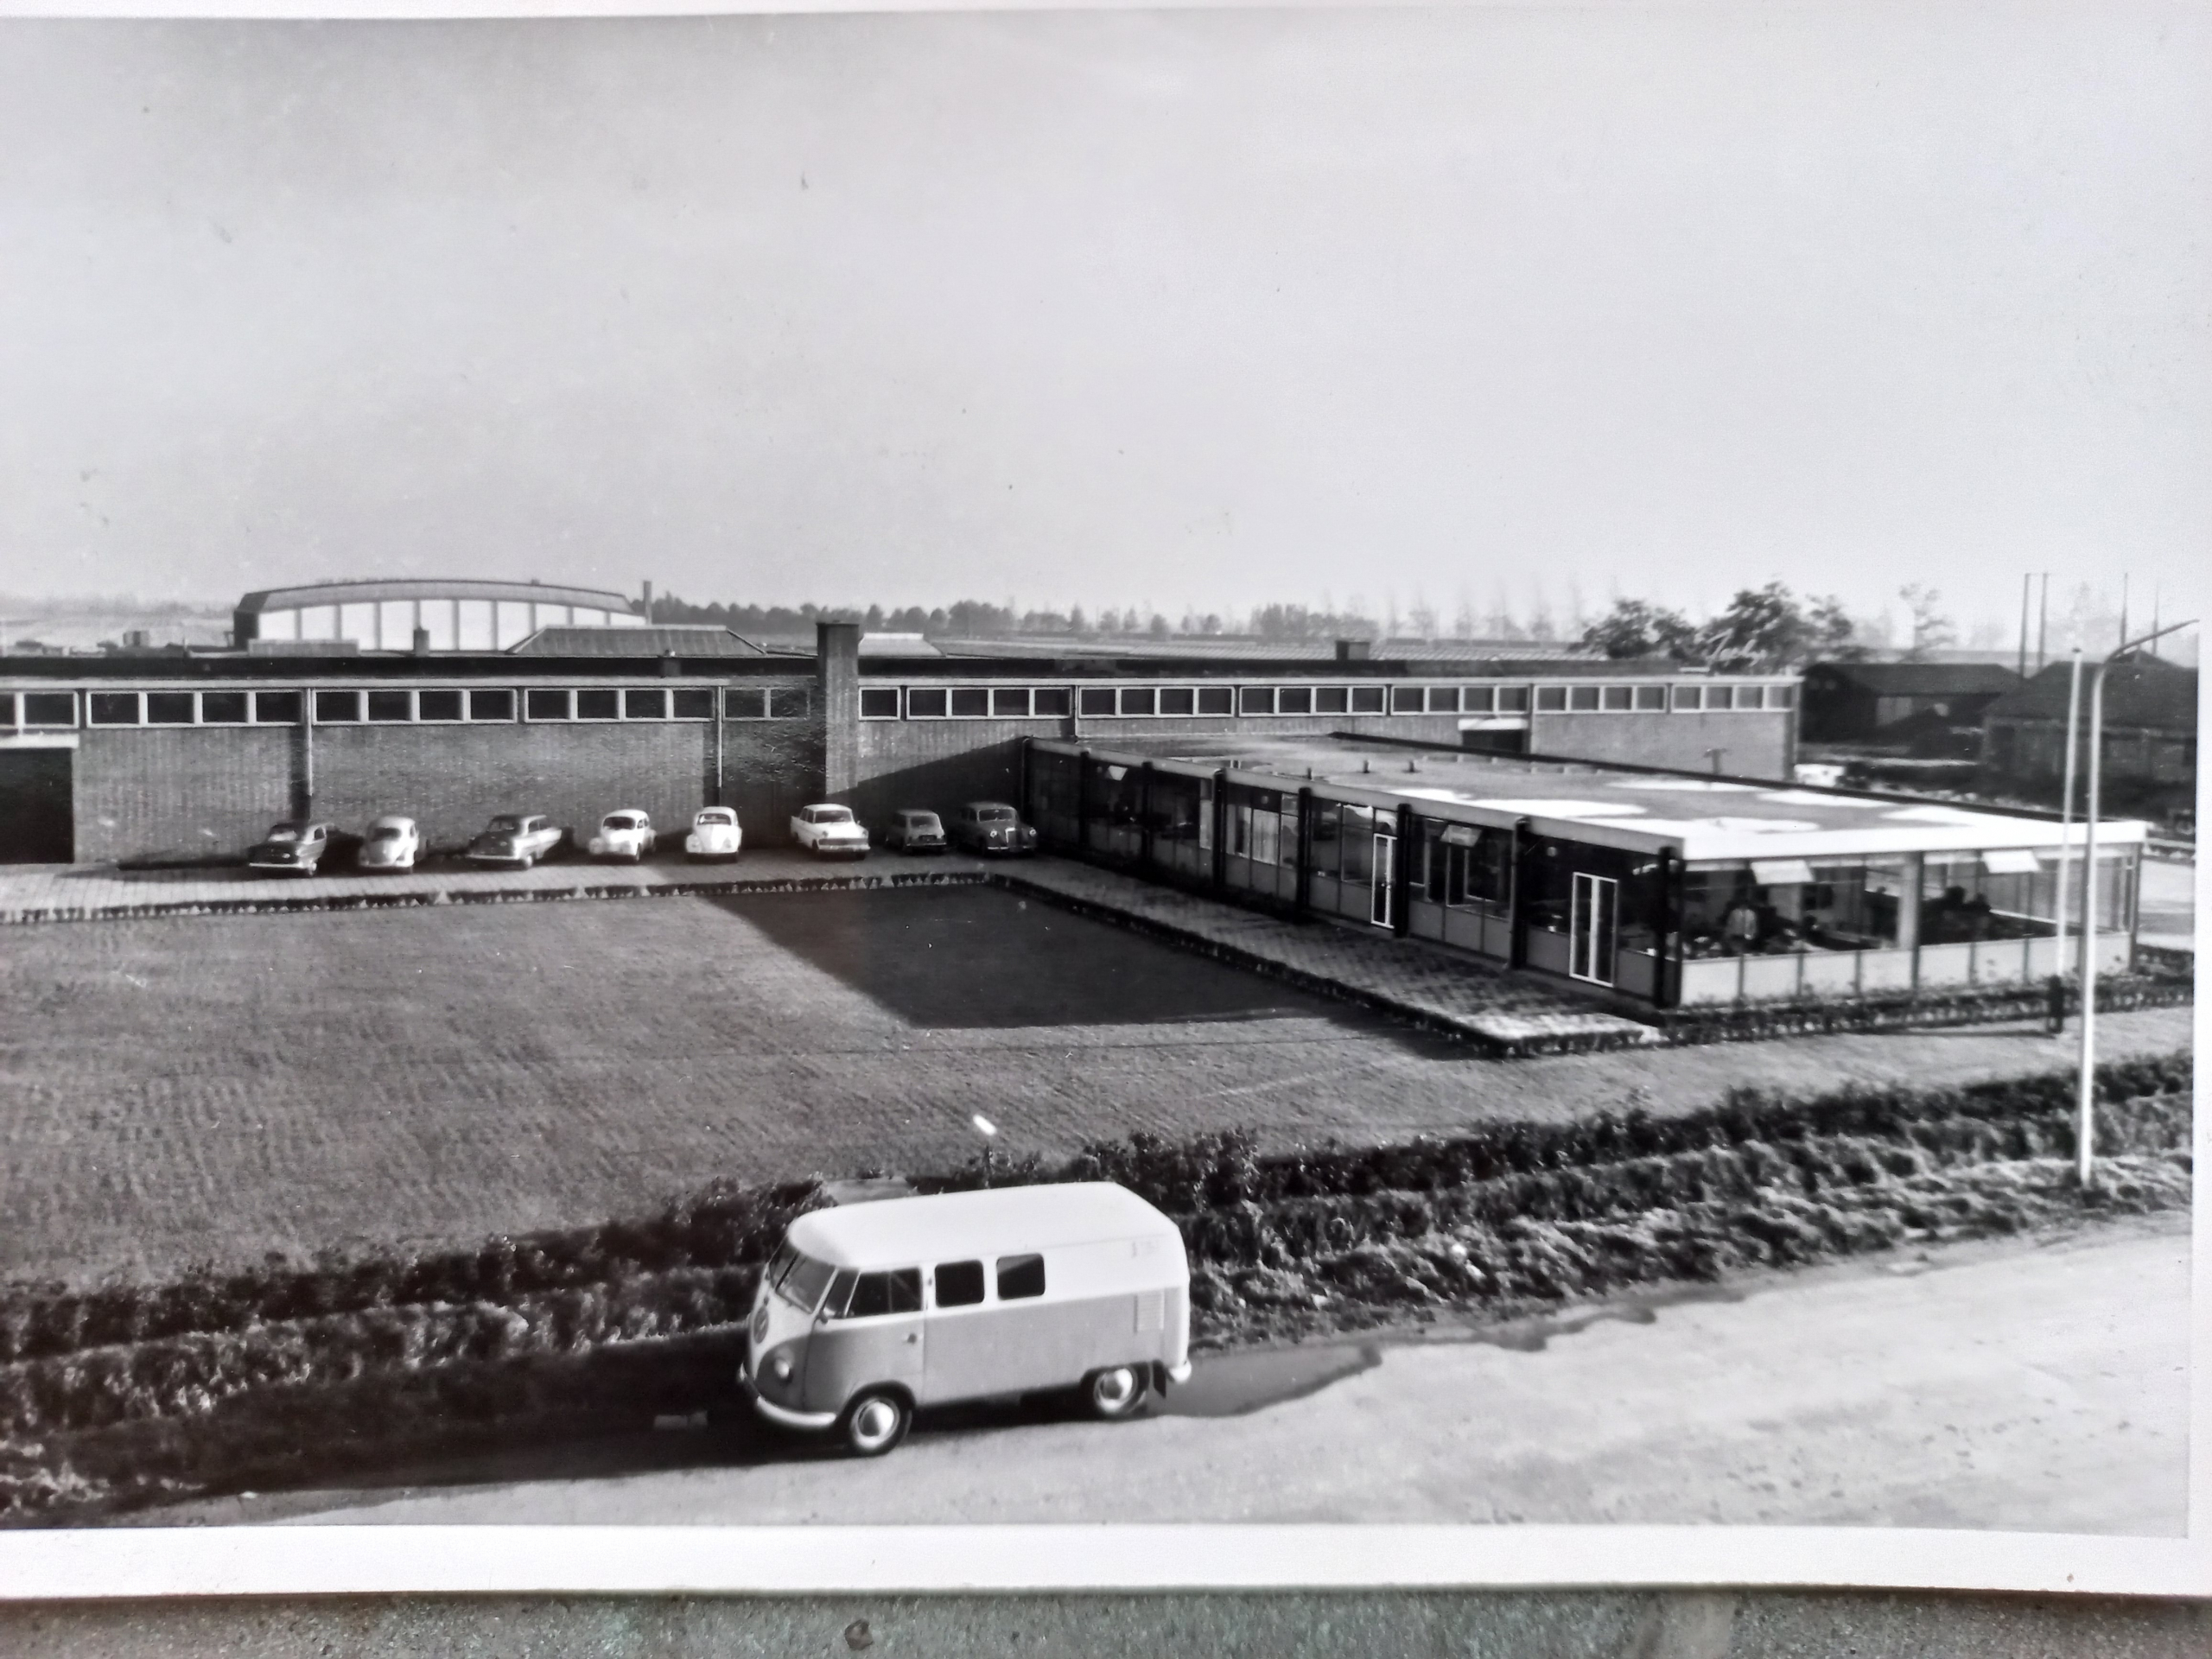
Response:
[684,807,743,861]
[791,803,869,858]
[356,815,423,873]
[465,812,566,868]
[245,820,357,878]
[949,801,1039,856]
[588,808,657,861]
[881,809,948,854]
[740,1184,1191,1457]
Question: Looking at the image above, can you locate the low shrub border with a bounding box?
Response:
[0,1051,2190,1520]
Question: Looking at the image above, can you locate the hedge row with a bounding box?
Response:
[1191,1153,2192,1346]
[0,1268,756,1440]
[0,1180,816,1367]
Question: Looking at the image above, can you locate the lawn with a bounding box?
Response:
[0,886,2191,1286]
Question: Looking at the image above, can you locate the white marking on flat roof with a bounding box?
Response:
[1468,798,1649,818]
[1694,817,1824,834]
[1758,790,1885,807]
[1611,777,1761,792]
[1882,804,2012,825]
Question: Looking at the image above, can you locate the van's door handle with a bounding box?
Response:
[904,1333,918,1344]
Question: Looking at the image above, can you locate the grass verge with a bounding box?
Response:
[0,1052,2190,1521]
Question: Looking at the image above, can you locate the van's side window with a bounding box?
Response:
[996,1254,1046,1300]
[934,1261,985,1307]
[821,1268,857,1318]
[842,1268,923,1319]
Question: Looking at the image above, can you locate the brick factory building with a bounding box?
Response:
[0,622,1802,867]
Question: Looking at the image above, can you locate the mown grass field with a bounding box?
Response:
[0,887,2192,1286]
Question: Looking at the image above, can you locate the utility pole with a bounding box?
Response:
[2036,573,2049,673]
[2075,618,2196,1188]
[2016,574,2031,679]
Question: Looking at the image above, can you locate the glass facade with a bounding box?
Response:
[1021,741,2145,1012]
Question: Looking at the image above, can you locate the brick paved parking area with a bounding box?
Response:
[0,882,2190,1287]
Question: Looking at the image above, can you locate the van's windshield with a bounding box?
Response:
[766,1242,837,1313]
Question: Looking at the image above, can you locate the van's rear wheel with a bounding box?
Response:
[841,1389,911,1457]
[1085,1365,1147,1421]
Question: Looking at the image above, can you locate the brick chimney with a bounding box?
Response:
[816,620,861,798]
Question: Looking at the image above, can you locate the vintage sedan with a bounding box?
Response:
[791,803,869,858]
[465,812,566,869]
[246,820,356,877]
[684,807,743,861]
[948,801,1039,856]
[356,815,423,873]
[881,809,948,854]
[588,809,657,861]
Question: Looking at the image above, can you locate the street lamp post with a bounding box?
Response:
[2074,620,2196,1189]
[2049,650,2081,1038]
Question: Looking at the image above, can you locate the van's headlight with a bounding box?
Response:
[769,1351,794,1382]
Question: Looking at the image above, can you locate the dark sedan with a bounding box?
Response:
[947,801,1039,856]
[882,810,949,854]
[245,820,359,877]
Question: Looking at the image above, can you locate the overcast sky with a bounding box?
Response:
[1,6,2206,643]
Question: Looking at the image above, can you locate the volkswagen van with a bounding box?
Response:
[740,1183,1192,1456]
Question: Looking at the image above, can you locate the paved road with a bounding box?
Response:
[179,1219,2186,1535]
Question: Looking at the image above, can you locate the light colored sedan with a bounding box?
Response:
[685,807,743,861]
[357,815,423,873]
[791,803,869,858]
[588,809,657,861]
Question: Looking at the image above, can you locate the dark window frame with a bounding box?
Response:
[467,688,517,723]
[934,1260,986,1308]
[22,691,78,728]
[88,691,142,727]
[252,690,302,725]
[314,690,362,724]
[1196,685,1235,716]
[366,690,415,723]
[724,687,769,721]
[525,688,572,722]
[859,686,901,720]
[573,688,621,721]
[416,689,465,723]
[995,1253,1046,1301]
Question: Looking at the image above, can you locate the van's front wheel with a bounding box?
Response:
[1085,1365,1147,1421]
[841,1389,911,1457]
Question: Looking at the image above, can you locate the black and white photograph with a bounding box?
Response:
[0,0,2202,1599]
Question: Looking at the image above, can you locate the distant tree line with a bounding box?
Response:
[647,580,1959,664]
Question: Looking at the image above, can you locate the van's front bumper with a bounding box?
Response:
[735,1373,838,1433]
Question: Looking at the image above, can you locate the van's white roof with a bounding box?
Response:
[786,1183,1178,1268]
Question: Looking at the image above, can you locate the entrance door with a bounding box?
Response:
[1569,872,1618,985]
[0,746,73,863]
[1370,831,1396,927]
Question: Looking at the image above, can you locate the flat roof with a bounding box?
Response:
[1052,735,2149,863]
[785,1183,1178,1268]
